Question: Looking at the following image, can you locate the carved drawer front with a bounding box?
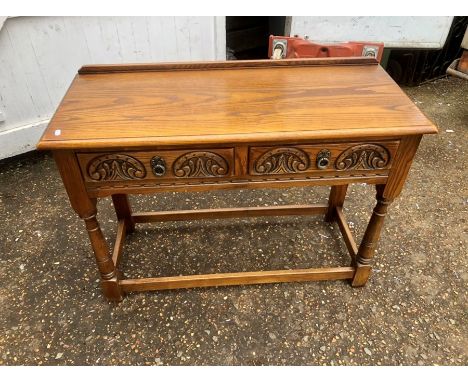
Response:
[249,141,400,177]
[78,148,235,183]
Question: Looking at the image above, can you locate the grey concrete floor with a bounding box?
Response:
[0,77,466,366]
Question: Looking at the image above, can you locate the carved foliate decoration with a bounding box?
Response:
[87,154,147,181]
[173,151,229,178]
[254,147,310,174]
[335,144,390,170]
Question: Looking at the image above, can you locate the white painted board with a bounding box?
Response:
[0,16,226,159]
[290,16,454,49]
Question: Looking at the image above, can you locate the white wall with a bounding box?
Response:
[290,16,454,48]
[0,16,226,159]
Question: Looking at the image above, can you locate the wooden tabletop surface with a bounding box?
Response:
[37,58,437,150]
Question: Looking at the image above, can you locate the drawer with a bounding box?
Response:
[249,141,400,177]
[78,148,235,183]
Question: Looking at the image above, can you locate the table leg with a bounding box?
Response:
[352,184,392,287]
[83,210,124,301]
[53,151,124,302]
[112,194,135,233]
[325,185,348,222]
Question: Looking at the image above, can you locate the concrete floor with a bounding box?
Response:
[0,77,466,366]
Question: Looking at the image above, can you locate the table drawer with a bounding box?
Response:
[249,141,400,177]
[78,148,235,183]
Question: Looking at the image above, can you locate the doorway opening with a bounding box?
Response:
[226,16,287,60]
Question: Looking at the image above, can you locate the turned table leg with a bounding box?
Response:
[82,210,124,301]
[112,194,135,233]
[53,150,124,302]
[352,184,392,287]
[325,185,348,222]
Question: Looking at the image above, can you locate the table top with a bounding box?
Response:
[37,57,437,150]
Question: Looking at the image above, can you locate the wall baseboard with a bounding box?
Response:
[0,120,49,160]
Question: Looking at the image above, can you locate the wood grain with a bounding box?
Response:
[335,206,358,261]
[120,267,356,292]
[383,135,423,200]
[77,148,235,182]
[112,194,135,232]
[352,185,389,287]
[325,185,348,222]
[249,141,399,176]
[132,204,329,223]
[112,219,127,268]
[76,141,397,190]
[44,58,437,300]
[78,57,377,74]
[85,173,388,198]
[37,58,437,150]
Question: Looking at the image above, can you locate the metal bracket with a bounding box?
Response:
[362,45,380,59]
[271,39,288,59]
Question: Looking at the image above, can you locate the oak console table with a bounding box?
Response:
[37,57,437,302]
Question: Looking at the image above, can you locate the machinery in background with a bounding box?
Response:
[266,17,467,85]
[447,26,468,80]
[268,35,384,63]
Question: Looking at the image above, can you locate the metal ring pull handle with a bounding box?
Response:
[151,156,166,176]
[316,149,331,170]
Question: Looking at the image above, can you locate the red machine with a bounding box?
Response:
[268,35,384,63]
